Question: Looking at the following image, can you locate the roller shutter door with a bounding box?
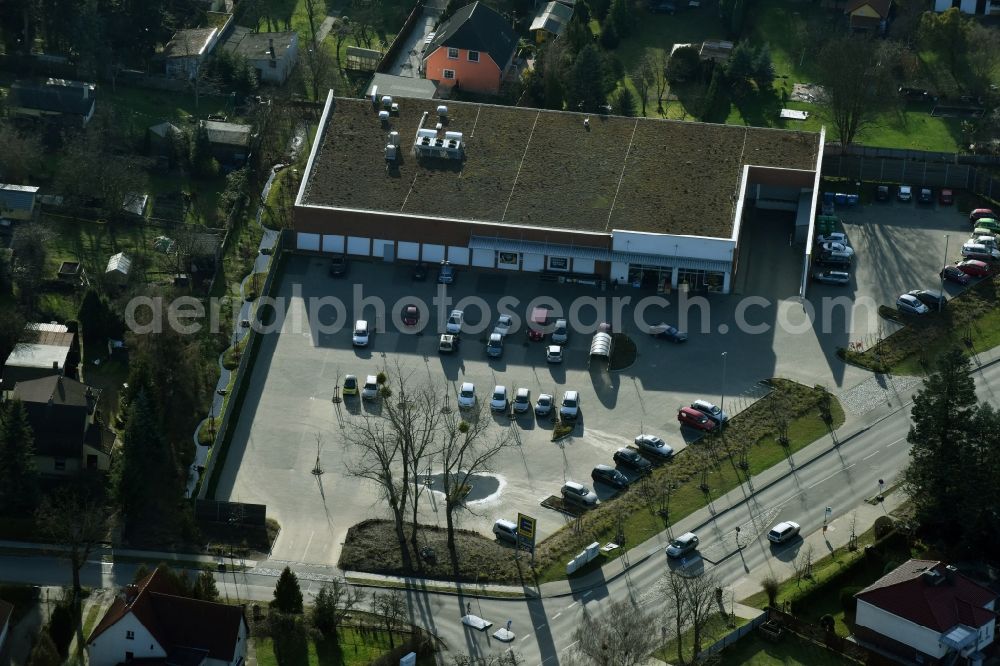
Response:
[398,242,420,260]
[471,249,494,268]
[447,247,470,265]
[297,233,320,251]
[422,244,445,262]
[322,235,345,253]
[347,236,371,255]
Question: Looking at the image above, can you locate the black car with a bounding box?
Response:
[329,254,349,277]
[940,265,971,285]
[591,464,630,490]
[613,447,653,473]
[438,261,454,284]
[816,251,851,267]
[918,188,933,204]
[875,185,890,201]
[908,289,947,309]
[412,262,428,281]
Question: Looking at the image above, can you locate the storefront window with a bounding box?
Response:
[498,252,519,267]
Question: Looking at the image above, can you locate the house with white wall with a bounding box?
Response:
[854,559,997,666]
[87,569,248,666]
[933,0,996,14]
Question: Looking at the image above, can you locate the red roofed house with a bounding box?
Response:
[87,569,248,666]
[844,0,891,31]
[421,2,517,95]
[854,559,997,665]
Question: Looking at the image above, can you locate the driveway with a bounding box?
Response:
[384,0,445,77]
[213,247,882,567]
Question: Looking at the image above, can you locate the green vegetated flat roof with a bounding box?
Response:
[301,96,822,238]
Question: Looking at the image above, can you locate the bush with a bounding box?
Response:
[47,601,77,657]
[873,516,895,540]
[761,576,779,607]
[840,586,863,614]
[667,46,702,84]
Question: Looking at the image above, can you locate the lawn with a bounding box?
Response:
[719,631,848,665]
[656,613,750,664]
[254,628,435,666]
[102,86,233,137]
[841,271,1000,375]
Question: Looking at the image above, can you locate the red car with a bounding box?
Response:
[956,260,990,278]
[970,208,995,223]
[678,406,717,432]
[940,265,971,285]
[402,305,420,326]
[938,189,954,205]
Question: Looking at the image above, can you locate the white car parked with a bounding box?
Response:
[352,320,370,347]
[818,241,855,256]
[816,232,848,245]
[458,382,476,409]
[494,314,513,336]
[490,385,508,412]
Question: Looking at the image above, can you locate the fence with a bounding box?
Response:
[822,156,1000,202]
[376,0,426,74]
[766,607,899,666]
[696,611,769,659]
[823,144,1000,166]
[199,230,289,499]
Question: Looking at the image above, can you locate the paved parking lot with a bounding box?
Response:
[216,227,904,566]
[810,195,973,347]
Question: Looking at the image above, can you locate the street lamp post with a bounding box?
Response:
[939,234,950,312]
[720,352,728,415]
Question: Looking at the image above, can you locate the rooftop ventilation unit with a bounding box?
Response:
[437,105,448,120]
[414,127,463,159]
[388,131,399,146]
[381,95,393,109]
[385,143,398,162]
[378,110,390,123]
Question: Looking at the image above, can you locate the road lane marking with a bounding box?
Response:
[565,602,578,609]
[862,450,879,461]
[582,591,592,598]
[887,437,904,447]
[521,634,532,641]
[535,624,546,630]
[808,463,854,489]
[552,612,562,619]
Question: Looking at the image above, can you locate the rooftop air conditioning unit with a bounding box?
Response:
[381,95,393,109]
[378,110,390,123]
[437,105,448,118]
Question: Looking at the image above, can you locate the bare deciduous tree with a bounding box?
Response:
[370,589,407,647]
[817,35,898,148]
[661,568,721,663]
[631,55,654,117]
[652,51,669,114]
[572,598,660,666]
[312,578,362,640]
[36,487,109,603]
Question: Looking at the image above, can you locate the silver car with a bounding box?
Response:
[634,434,674,459]
[512,387,531,413]
[561,481,598,507]
[534,393,553,417]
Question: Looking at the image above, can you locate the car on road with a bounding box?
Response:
[918,187,933,204]
[486,333,504,358]
[665,532,699,558]
[561,481,598,508]
[513,387,531,413]
[592,464,630,490]
[650,322,687,342]
[437,261,454,284]
[446,310,463,334]
[813,270,850,285]
[940,265,972,284]
[492,519,518,544]
[634,434,674,459]
[816,232,848,245]
[546,345,563,363]
[560,390,580,421]
[908,289,947,309]
[458,382,476,409]
[402,305,420,326]
[970,208,995,223]
[957,260,990,278]
[818,241,854,256]
[613,447,653,473]
[938,188,954,205]
[535,393,553,417]
[329,254,349,277]
[240,319,251,328]
[875,185,889,201]
[494,314,513,337]
[361,375,379,400]
[411,262,428,281]
[551,319,568,344]
[490,385,508,412]
[897,185,912,201]
[678,406,717,431]
[352,320,370,347]
[767,521,801,543]
[896,293,929,315]
[691,399,729,425]
[438,334,460,353]
[342,374,358,396]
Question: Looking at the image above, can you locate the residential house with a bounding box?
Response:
[845,0,891,30]
[421,2,518,95]
[199,120,252,168]
[367,73,439,100]
[1,322,75,392]
[7,79,96,127]
[699,40,734,64]
[934,0,996,13]
[105,252,132,285]
[0,599,13,656]
[222,27,299,85]
[165,27,221,79]
[854,559,997,665]
[0,184,39,221]
[87,568,249,666]
[11,375,113,475]
[530,1,574,43]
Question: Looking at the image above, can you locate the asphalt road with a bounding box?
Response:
[7,360,1000,665]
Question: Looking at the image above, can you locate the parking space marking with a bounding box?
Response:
[862,451,879,461]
